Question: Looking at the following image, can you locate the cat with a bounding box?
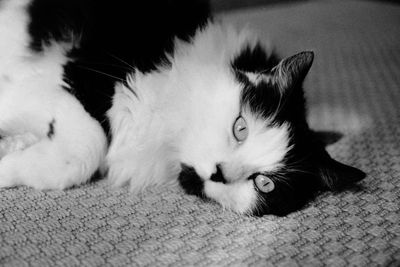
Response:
[0,0,365,216]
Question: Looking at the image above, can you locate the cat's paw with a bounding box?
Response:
[0,133,39,159]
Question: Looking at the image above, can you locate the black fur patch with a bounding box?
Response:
[232,46,308,127]
[256,129,365,216]
[238,73,284,125]
[47,119,55,139]
[232,43,279,73]
[252,142,321,216]
[178,164,205,197]
[28,0,210,133]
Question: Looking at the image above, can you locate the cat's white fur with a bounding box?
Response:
[107,24,291,212]
[0,0,107,189]
[0,0,289,213]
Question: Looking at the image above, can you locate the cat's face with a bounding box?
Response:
[178,50,365,216]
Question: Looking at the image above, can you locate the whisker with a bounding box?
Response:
[77,65,127,83]
[272,174,293,188]
[107,52,136,70]
[78,60,133,71]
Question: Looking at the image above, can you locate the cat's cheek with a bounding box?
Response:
[203,180,257,214]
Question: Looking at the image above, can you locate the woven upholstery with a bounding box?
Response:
[1,1,399,266]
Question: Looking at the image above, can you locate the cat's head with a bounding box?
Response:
[177,46,365,216]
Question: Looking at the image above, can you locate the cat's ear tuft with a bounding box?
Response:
[319,156,366,191]
[272,51,314,91]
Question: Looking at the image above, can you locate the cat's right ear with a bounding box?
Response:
[316,148,366,190]
[271,51,314,92]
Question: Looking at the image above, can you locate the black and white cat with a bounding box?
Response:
[0,0,365,215]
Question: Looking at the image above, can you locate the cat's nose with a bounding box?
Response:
[210,164,227,184]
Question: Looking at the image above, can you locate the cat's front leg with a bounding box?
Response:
[107,141,181,192]
[0,133,39,159]
[106,82,180,191]
[0,89,107,189]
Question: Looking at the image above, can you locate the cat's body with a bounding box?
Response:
[0,0,365,215]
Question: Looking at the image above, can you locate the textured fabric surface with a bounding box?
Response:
[1,1,400,266]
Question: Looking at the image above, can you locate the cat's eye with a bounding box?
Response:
[233,116,248,143]
[255,174,275,193]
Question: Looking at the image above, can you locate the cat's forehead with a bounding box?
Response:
[229,43,287,123]
[239,78,283,123]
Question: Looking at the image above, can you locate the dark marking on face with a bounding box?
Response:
[239,73,284,125]
[231,43,280,73]
[252,168,320,216]
[250,129,366,217]
[47,119,56,139]
[209,164,226,184]
[178,164,205,198]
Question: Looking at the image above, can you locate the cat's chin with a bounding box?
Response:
[203,179,257,214]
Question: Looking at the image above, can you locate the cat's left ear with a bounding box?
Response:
[317,149,366,190]
[271,51,314,91]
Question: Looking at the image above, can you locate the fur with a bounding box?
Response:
[0,0,106,189]
[0,0,365,215]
